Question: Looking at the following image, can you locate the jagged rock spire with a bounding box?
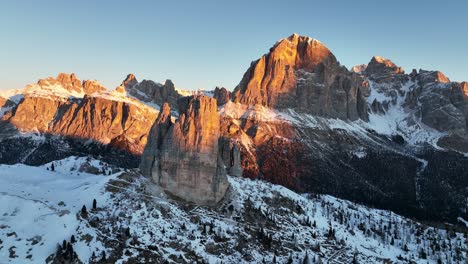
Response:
[140,95,229,205]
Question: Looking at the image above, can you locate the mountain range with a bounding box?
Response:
[0,33,467,263]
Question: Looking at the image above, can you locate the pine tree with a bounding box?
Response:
[56,243,62,256]
[419,248,427,259]
[92,199,97,210]
[101,251,106,261]
[51,163,55,171]
[303,251,310,264]
[352,252,359,264]
[125,227,131,237]
[66,243,73,259]
[287,253,293,264]
[71,235,76,243]
[209,221,214,234]
[81,205,88,218]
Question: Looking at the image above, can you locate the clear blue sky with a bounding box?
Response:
[1,0,467,90]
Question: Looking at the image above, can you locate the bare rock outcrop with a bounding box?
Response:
[82,80,106,94]
[461,82,468,97]
[232,33,368,121]
[1,89,157,155]
[218,137,243,177]
[2,95,65,132]
[140,103,173,177]
[365,56,405,77]
[140,95,229,205]
[213,87,231,106]
[50,95,157,154]
[415,73,466,133]
[34,73,107,95]
[417,70,450,85]
[118,74,181,108]
[362,57,468,150]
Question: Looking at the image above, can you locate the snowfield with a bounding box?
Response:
[0,157,466,263]
[0,157,116,262]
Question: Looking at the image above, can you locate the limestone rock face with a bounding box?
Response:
[122,74,138,89]
[82,80,106,94]
[461,82,468,97]
[232,33,368,121]
[351,64,367,74]
[141,95,229,205]
[417,70,450,85]
[2,95,65,132]
[119,74,181,108]
[1,91,157,155]
[37,73,83,94]
[50,95,156,154]
[362,57,468,151]
[32,73,107,95]
[213,87,231,106]
[218,137,243,177]
[365,56,405,77]
[415,74,466,133]
[140,103,173,177]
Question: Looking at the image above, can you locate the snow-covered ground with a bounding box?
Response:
[0,157,118,263]
[0,157,465,263]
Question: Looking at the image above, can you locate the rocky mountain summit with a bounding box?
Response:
[117,73,181,108]
[233,33,368,121]
[360,56,468,151]
[222,35,468,223]
[36,73,107,95]
[140,95,230,205]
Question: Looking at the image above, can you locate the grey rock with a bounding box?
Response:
[213,87,231,106]
[140,96,229,205]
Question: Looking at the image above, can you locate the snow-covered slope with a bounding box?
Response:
[0,157,118,263]
[0,157,465,263]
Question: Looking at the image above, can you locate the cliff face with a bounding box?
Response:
[2,95,65,132]
[139,103,173,177]
[0,73,158,155]
[232,33,368,121]
[118,74,181,108]
[51,95,157,154]
[218,35,468,222]
[213,87,231,106]
[36,73,106,95]
[141,95,229,205]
